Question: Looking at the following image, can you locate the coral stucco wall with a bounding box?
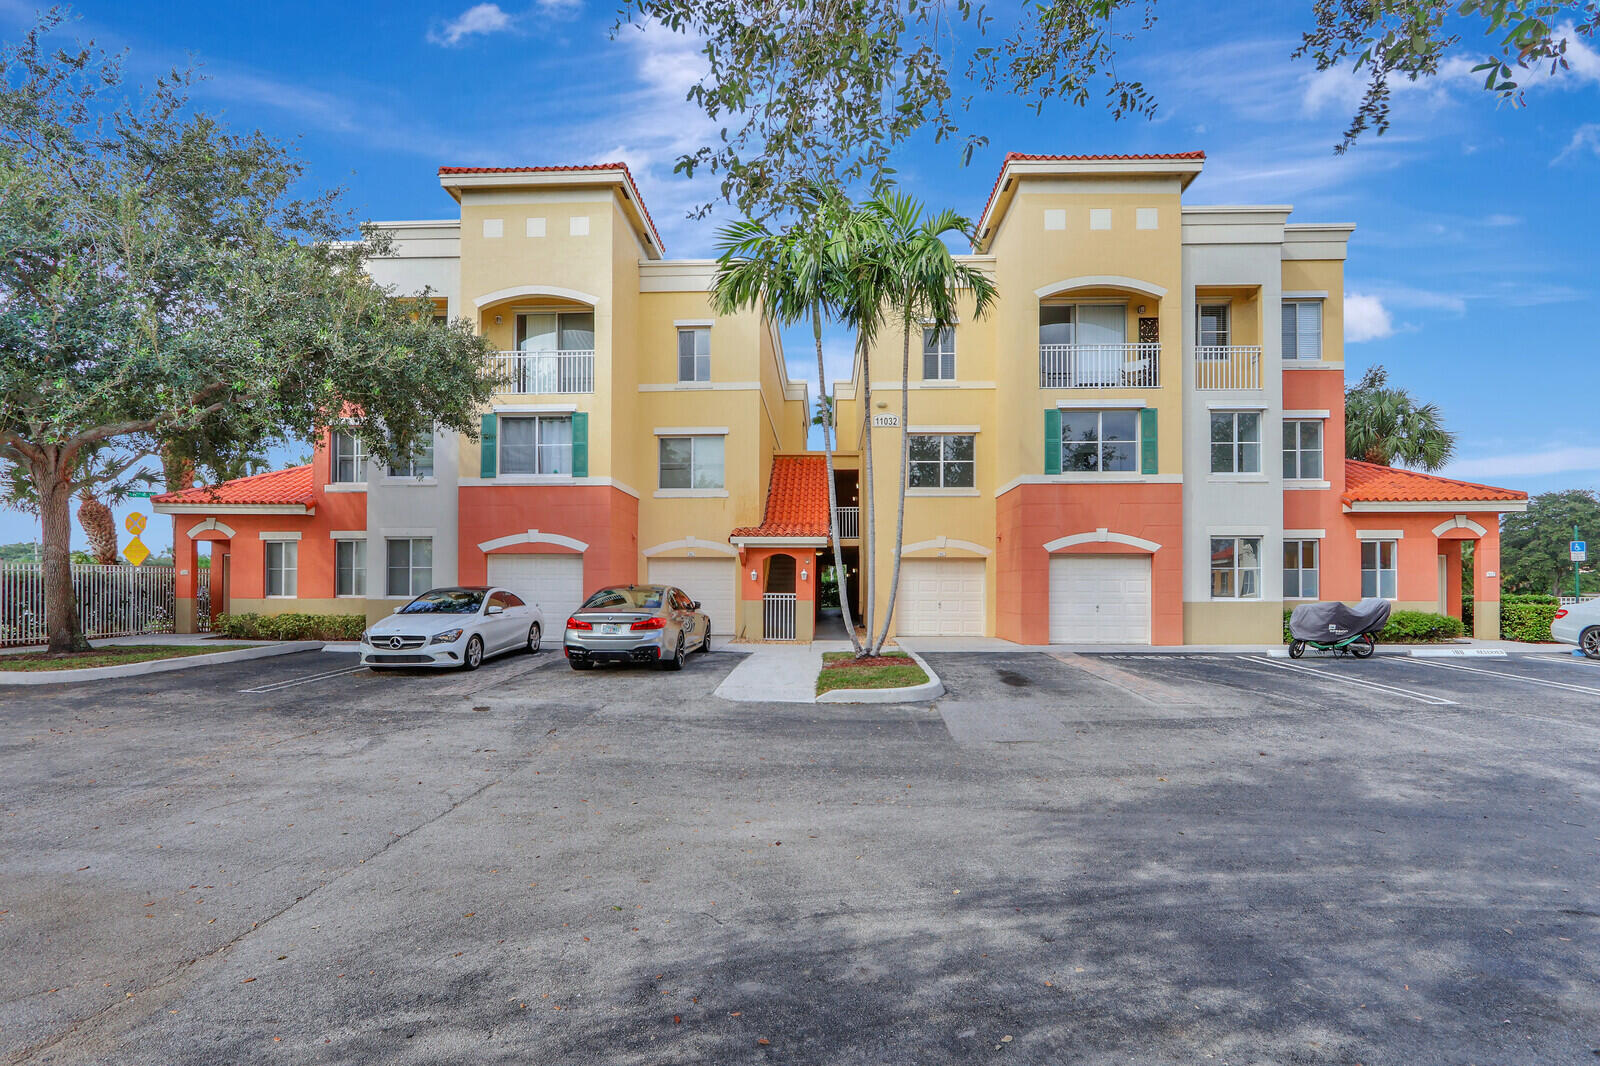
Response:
[457,485,638,598]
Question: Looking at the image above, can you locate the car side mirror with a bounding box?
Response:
[688,601,700,611]
[392,606,403,613]
[487,604,504,615]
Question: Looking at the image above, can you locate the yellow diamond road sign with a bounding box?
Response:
[124,536,150,567]
[124,512,147,536]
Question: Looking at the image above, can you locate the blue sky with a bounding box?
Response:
[3,0,1598,552]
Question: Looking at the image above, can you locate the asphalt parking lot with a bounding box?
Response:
[3,647,1598,1064]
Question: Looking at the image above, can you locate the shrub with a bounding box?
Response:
[217,612,367,641]
[1283,608,1294,644]
[1500,595,1559,643]
[1378,610,1464,643]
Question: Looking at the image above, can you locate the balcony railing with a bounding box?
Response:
[832,506,860,539]
[1194,345,1263,390]
[1039,343,1161,389]
[490,349,595,394]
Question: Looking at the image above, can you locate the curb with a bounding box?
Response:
[1266,646,1510,659]
[815,648,945,705]
[0,641,325,686]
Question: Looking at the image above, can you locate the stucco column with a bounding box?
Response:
[1474,526,1501,640]
[174,534,199,634]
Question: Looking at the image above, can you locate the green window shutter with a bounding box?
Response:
[571,411,588,477]
[1140,408,1159,475]
[1044,408,1061,475]
[479,413,497,478]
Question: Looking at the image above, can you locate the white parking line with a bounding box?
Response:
[1405,657,1600,697]
[1238,655,1457,705]
[240,666,366,694]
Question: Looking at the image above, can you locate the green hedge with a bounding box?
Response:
[216,612,367,641]
[1284,606,1463,644]
[1500,594,1559,643]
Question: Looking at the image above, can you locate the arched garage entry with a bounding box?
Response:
[1044,531,1159,644]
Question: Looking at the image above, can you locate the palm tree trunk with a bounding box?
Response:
[872,322,913,655]
[815,307,862,654]
[77,491,119,566]
[31,451,90,653]
[859,335,876,657]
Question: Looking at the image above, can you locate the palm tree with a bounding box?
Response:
[712,185,866,653]
[864,192,997,655]
[1344,365,1456,472]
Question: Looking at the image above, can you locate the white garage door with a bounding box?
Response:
[486,554,586,624]
[1048,554,1151,644]
[896,559,986,637]
[647,557,737,634]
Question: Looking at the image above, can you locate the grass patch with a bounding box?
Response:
[816,651,929,695]
[0,644,253,672]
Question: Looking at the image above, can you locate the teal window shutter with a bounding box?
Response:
[1140,409,1159,475]
[480,413,497,478]
[1044,408,1061,475]
[571,411,588,477]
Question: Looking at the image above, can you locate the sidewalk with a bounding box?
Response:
[895,636,1574,656]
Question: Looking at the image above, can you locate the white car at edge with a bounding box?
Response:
[361,587,544,670]
[1551,599,1600,659]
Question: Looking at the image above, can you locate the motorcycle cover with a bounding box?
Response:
[1288,599,1393,642]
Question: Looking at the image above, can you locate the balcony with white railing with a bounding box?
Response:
[832,506,860,540]
[1194,346,1263,390]
[490,349,596,394]
[1039,343,1161,389]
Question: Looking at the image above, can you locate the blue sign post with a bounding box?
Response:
[1573,528,1588,601]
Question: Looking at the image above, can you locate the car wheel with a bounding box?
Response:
[1351,633,1375,659]
[462,635,484,671]
[1288,640,1306,660]
[662,635,686,671]
[1582,626,1600,660]
[526,623,542,654]
[701,628,711,654]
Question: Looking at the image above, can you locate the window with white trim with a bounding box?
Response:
[1282,420,1324,480]
[1283,540,1319,599]
[677,327,711,382]
[265,541,298,597]
[1197,303,1231,347]
[388,434,434,479]
[500,415,572,475]
[335,540,366,597]
[922,327,955,380]
[1210,411,1262,473]
[1361,540,1398,599]
[908,434,975,488]
[1061,410,1138,472]
[331,432,367,483]
[658,435,725,489]
[386,538,432,598]
[1210,537,1262,599]
[1282,300,1323,360]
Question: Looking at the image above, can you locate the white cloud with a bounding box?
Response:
[1344,291,1395,342]
[1554,122,1600,163]
[1448,446,1600,481]
[428,3,515,46]
[536,0,583,14]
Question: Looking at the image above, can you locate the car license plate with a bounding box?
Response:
[602,623,622,635]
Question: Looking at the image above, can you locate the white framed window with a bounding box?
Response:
[388,434,434,479]
[658,435,725,489]
[1211,537,1262,599]
[1210,411,1262,473]
[1283,539,1319,599]
[922,327,956,380]
[677,327,711,382]
[1197,303,1231,347]
[1282,420,1324,480]
[335,540,366,597]
[264,541,298,598]
[1060,410,1138,472]
[1282,300,1323,360]
[1361,539,1398,599]
[500,415,572,475]
[331,432,367,484]
[386,538,432,598]
[516,312,593,353]
[908,434,975,488]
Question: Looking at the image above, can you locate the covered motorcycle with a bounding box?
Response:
[1287,599,1392,659]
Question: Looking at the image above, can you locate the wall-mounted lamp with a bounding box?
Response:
[750,569,759,581]
[494,314,503,324]
[1136,304,1147,315]
[875,401,888,410]
[800,568,808,582]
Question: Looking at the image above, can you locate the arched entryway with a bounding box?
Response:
[764,554,797,641]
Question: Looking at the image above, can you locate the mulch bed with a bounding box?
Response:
[823,654,913,669]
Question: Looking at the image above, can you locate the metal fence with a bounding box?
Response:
[763,592,797,642]
[1558,595,1598,607]
[0,563,176,646]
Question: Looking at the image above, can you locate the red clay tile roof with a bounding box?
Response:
[436,162,663,253]
[152,465,316,507]
[977,150,1207,241]
[1342,460,1527,505]
[730,455,831,539]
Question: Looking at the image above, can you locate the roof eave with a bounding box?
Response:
[1341,500,1528,514]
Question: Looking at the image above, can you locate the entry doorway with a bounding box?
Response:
[763,555,797,641]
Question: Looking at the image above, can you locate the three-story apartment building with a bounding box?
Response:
[157,153,1525,646]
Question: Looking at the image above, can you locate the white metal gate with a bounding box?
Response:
[0,563,177,646]
[763,592,797,641]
